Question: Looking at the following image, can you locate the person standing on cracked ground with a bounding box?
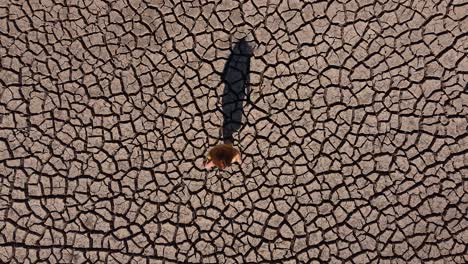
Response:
[204,38,253,170]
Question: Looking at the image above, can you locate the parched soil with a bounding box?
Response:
[0,0,467,263]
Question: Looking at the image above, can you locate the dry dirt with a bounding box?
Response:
[0,0,467,263]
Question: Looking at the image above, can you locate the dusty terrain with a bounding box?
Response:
[0,0,467,263]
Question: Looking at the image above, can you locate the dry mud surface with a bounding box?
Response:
[1,0,467,263]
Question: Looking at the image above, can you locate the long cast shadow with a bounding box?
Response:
[221,38,253,144]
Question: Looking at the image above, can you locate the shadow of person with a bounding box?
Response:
[221,38,253,144]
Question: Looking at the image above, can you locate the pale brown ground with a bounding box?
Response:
[0,0,467,263]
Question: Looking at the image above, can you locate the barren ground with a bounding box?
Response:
[0,0,467,263]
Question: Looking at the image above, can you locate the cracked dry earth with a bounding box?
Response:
[0,0,467,263]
